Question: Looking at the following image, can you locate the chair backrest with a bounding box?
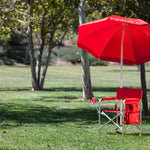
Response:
[116,88,143,100]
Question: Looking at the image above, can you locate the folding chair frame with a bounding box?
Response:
[91,88,143,135]
[98,98,124,134]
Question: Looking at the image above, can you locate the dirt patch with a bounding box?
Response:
[108,62,120,66]
[14,62,27,66]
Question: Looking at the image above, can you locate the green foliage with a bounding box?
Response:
[89,54,108,66]
[0,44,108,66]
[53,47,108,66]
[33,48,56,65]
[0,54,14,65]
[125,0,150,22]
[54,47,81,64]
[0,35,10,48]
[34,47,108,66]
[0,32,30,65]
[7,47,30,64]
[7,32,29,64]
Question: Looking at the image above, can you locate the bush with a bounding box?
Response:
[0,32,108,66]
[6,32,30,64]
[6,47,30,64]
[88,54,108,66]
[34,48,57,65]
[0,32,30,65]
[0,54,14,65]
[53,47,81,64]
[53,46,108,66]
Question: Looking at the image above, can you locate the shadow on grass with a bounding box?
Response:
[44,87,118,92]
[0,102,100,128]
[0,87,118,92]
[142,117,150,124]
[0,101,149,130]
[1,86,149,93]
[125,133,150,136]
[108,132,150,136]
[0,88,31,91]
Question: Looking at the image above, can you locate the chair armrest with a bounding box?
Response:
[102,97,116,101]
[99,97,116,108]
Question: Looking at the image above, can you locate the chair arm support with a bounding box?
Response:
[101,97,116,101]
[99,98,103,103]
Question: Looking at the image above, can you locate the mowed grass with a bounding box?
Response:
[0,65,150,150]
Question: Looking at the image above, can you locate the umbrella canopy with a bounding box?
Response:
[77,15,150,65]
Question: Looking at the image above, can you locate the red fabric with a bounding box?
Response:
[77,15,150,65]
[102,97,116,101]
[116,88,143,99]
[124,98,141,124]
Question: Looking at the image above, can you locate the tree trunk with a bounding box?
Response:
[78,1,93,100]
[40,34,53,89]
[81,50,93,100]
[36,36,45,89]
[27,0,39,90]
[140,63,149,116]
[36,15,46,89]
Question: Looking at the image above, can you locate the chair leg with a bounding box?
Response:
[139,100,142,136]
[134,124,142,136]
[98,106,101,130]
[120,100,123,131]
[98,112,123,131]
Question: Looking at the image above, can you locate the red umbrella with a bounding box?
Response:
[77,15,150,88]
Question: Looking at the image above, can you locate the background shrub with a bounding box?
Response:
[0,32,30,65]
[34,48,57,65]
[0,33,108,66]
[0,54,14,65]
[53,46,108,66]
[6,32,30,64]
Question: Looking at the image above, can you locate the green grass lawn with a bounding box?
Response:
[0,65,150,150]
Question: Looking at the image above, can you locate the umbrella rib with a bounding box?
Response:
[101,25,122,57]
[125,26,136,63]
[128,24,150,41]
[126,24,150,64]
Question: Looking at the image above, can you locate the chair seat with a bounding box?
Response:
[103,110,122,113]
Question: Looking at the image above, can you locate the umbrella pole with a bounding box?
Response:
[120,27,125,130]
[120,29,125,88]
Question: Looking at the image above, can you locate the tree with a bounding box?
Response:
[77,0,110,100]
[26,0,81,90]
[78,1,93,100]
[1,0,79,90]
[140,64,149,116]
[1,0,106,99]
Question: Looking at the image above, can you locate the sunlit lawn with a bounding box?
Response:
[0,65,150,150]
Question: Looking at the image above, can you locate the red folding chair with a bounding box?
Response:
[91,88,143,135]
